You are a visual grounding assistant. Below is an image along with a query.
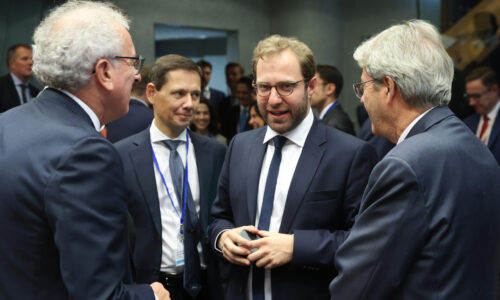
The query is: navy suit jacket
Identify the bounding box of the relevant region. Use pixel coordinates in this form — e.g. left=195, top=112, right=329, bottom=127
left=358, top=118, right=395, bottom=161
left=322, top=103, right=355, bottom=135
left=115, top=128, right=226, bottom=299
left=330, top=106, right=500, bottom=299
left=0, top=88, right=154, bottom=299
left=210, top=119, right=378, bottom=299
left=0, top=73, right=39, bottom=113
left=106, top=98, right=154, bottom=143
left=463, top=110, right=500, bottom=165
left=209, top=87, right=226, bottom=112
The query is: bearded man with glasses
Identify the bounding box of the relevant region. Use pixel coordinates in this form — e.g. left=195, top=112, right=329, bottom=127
left=463, top=66, right=500, bottom=165
left=209, top=34, right=377, bottom=300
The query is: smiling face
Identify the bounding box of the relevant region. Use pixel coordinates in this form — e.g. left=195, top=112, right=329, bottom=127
left=192, top=102, right=210, bottom=133
left=248, top=105, right=265, bottom=128
left=255, top=48, right=314, bottom=134
left=149, top=69, right=201, bottom=138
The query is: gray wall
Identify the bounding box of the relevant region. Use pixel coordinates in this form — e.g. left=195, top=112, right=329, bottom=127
left=1, top=0, right=440, bottom=127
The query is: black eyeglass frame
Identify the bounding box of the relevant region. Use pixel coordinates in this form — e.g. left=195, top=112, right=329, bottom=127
left=253, top=79, right=308, bottom=97
left=352, top=79, right=379, bottom=99
left=463, top=87, right=491, bottom=100
left=113, top=55, right=144, bottom=75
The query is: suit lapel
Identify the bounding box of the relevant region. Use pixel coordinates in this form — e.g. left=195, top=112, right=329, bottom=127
left=280, top=120, right=326, bottom=233
left=247, top=129, right=267, bottom=224
left=488, top=109, right=500, bottom=148
left=129, top=130, right=162, bottom=236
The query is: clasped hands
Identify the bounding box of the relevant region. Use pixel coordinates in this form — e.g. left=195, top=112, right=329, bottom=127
left=218, top=225, right=293, bottom=269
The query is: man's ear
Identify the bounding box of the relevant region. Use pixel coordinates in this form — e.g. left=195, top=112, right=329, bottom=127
left=94, top=59, right=113, bottom=90
left=325, top=83, right=336, bottom=97
left=382, top=75, right=397, bottom=103
left=307, top=76, right=317, bottom=98
left=146, top=82, right=157, bottom=105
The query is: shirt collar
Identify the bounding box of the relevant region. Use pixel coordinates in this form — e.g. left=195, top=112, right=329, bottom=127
left=60, top=90, right=102, bottom=131
left=263, top=107, right=314, bottom=147
left=10, top=73, right=24, bottom=85
left=150, top=120, right=188, bottom=144
left=397, top=106, right=435, bottom=144
left=486, top=99, right=500, bottom=120
left=319, top=101, right=336, bottom=120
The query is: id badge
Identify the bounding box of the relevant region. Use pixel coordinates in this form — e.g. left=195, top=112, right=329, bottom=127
left=174, top=234, right=185, bottom=267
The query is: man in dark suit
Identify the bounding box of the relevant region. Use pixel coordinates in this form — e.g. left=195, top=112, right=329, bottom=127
left=0, top=44, right=39, bottom=113
left=311, top=64, right=355, bottom=135
left=0, top=2, right=169, bottom=299
left=330, top=20, right=500, bottom=299
left=106, top=65, right=154, bottom=143
left=209, top=35, right=377, bottom=300
left=115, top=54, right=226, bottom=300
left=463, top=66, right=500, bottom=165
left=220, top=76, right=254, bottom=140
left=197, top=60, right=226, bottom=112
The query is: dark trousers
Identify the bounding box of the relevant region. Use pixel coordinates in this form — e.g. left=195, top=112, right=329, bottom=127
left=159, top=270, right=210, bottom=300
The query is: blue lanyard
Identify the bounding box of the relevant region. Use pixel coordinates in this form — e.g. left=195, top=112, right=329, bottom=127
left=151, top=131, right=189, bottom=234
left=323, top=101, right=339, bottom=117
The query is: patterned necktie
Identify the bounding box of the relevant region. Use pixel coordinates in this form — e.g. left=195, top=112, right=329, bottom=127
left=163, top=140, right=202, bottom=298
left=253, top=135, right=288, bottom=300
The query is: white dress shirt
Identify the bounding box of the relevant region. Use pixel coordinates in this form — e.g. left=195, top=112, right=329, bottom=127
left=246, top=109, right=314, bottom=300
left=149, top=123, right=203, bottom=274
left=475, top=100, right=500, bottom=144
left=397, top=107, right=435, bottom=144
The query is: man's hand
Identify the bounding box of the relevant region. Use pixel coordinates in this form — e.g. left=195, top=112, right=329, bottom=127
left=247, top=231, right=294, bottom=269
left=217, top=225, right=259, bottom=266
left=150, top=282, right=170, bottom=300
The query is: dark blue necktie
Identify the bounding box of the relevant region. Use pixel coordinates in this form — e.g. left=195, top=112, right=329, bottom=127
left=19, top=84, right=28, bottom=104
left=163, top=140, right=202, bottom=298
left=253, top=135, right=287, bottom=300
left=239, top=107, right=249, bottom=132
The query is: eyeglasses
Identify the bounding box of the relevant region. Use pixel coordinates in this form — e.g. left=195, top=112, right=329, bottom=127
left=353, top=79, right=378, bottom=99
left=112, top=55, right=144, bottom=75
left=463, top=88, right=491, bottom=100
left=253, top=79, right=306, bottom=97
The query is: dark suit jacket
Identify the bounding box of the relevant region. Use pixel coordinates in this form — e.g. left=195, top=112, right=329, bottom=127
left=358, top=118, right=395, bottom=161
left=209, top=119, right=378, bottom=299
left=220, top=103, right=253, bottom=141
left=115, top=128, right=226, bottom=299
left=0, top=73, right=39, bottom=113
left=330, top=106, right=500, bottom=299
left=463, top=110, right=500, bottom=165
left=322, top=103, right=355, bottom=135
left=106, top=98, right=154, bottom=143
left=209, top=87, right=225, bottom=112
left=0, top=88, right=154, bottom=299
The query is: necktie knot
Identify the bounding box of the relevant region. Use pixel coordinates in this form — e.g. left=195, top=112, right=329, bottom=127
left=273, top=135, right=287, bottom=151
left=163, top=139, right=182, bottom=151
left=484, top=115, right=489, bottom=122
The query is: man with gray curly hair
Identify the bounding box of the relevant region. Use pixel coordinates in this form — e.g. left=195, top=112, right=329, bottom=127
left=329, top=20, right=500, bottom=299
left=0, top=1, right=169, bottom=299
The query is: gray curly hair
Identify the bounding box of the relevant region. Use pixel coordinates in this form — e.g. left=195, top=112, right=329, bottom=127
left=32, top=1, right=130, bottom=90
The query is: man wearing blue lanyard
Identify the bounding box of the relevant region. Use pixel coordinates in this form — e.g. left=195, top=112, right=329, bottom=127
left=209, top=35, right=377, bottom=300
left=310, top=64, right=355, bottom=135
left=115, top=54, right=226, bottom=300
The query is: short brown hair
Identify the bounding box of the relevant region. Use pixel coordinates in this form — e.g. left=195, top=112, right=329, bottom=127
left=252, top=35, right=315, bottom=82
left=466, top=66, right=498, bottom=88
left=150, top=54, right=202, bottom=90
